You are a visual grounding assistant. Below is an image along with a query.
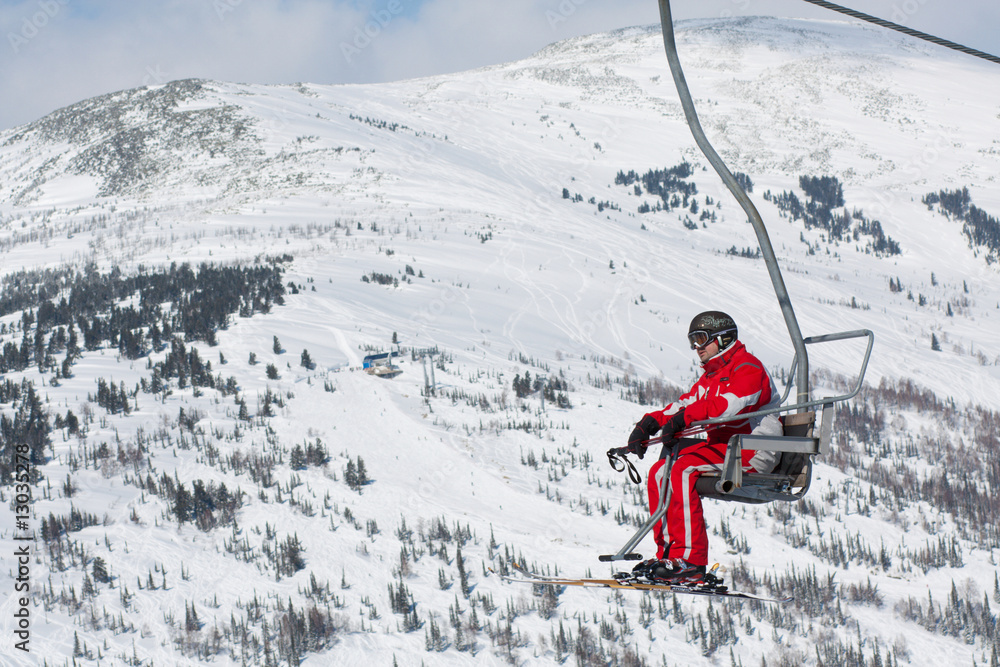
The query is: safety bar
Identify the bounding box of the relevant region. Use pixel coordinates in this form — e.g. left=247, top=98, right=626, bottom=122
left=692, top=329, right=874, bottom=428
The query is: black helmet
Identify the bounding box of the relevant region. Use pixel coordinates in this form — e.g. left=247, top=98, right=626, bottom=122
left=688, top=311, right=738, bottom=350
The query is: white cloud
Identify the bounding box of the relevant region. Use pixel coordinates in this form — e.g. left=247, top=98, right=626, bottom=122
left=0, top=0, right=367, bottom=128
left=1, top=0, right=997, bottom=130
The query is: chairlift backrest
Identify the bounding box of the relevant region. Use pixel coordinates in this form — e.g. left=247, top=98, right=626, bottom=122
left=782, top=411, right=815, bottom=438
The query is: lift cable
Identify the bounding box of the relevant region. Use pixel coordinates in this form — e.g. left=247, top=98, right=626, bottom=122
left=799, top=0, right=1000, bottom=66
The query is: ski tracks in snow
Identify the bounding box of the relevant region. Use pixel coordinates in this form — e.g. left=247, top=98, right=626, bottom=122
left=494, top=225, right=663, bottom=375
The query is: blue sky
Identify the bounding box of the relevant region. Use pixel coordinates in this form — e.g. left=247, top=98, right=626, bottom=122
left=1, top=0, right=999, bottom=130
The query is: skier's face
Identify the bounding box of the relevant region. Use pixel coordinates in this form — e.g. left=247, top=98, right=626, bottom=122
left=696, top=339, right=719, bottom=363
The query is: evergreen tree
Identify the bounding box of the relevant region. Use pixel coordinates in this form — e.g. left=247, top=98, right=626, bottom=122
left=185, top=601, right=199, bottom=631
left=65, top=410, right=79, bottom=435
left=67, top=324, right=79, bottom=357
left=512, top=371, right=533, bottom=398
left=290, top=444, right=306, bottom=470
left=456, top=545, right=470, bottom=598
left=345, top=459, right=358, bottom=490
left=174, top=483, right=192, bottom=523
left=92, top=556, right=110, bottom=584
left=279, top=535, right=306, bottom=575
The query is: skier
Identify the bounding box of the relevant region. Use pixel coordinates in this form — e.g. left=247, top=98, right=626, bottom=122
left=625, top=311, right=781, bottom=583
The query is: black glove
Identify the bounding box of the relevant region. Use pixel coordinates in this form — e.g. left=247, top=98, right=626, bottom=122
left=626, top=415, right=661, bottom=459
left=659, top=409, right=686, bottom=442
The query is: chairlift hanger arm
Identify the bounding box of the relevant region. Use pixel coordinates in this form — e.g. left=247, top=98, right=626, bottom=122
left=656, top=0, right=809, bottom=407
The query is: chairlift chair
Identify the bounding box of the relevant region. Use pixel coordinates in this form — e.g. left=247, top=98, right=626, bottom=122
left=598, top=2, right=876, bottom=562
left=601, top=330, right=872, bottom=563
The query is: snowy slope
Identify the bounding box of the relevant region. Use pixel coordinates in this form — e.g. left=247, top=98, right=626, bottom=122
left=0, top=17, right=998, bottom=667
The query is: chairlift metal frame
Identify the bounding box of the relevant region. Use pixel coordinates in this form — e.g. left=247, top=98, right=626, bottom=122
left=598, top=2, right=876, bottom=563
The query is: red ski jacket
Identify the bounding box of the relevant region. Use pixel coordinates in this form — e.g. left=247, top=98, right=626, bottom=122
left=644, top=340, right=779, bottom=445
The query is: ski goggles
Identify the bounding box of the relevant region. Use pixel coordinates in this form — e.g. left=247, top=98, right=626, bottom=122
left=688, top=328, right=736, bottom=350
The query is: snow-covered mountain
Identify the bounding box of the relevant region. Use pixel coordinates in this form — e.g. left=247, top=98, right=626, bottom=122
left=0, top=16, right=998, bottom=666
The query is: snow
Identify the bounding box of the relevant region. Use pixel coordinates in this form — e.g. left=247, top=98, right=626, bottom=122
left=0, top=16, right=998, bottom=667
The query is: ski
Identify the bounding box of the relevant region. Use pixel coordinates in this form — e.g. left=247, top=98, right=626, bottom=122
left=488, top=563, right=792, bottom=604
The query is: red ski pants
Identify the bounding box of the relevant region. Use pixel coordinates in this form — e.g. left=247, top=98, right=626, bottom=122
left=647, top=441, right=757, bottom=565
